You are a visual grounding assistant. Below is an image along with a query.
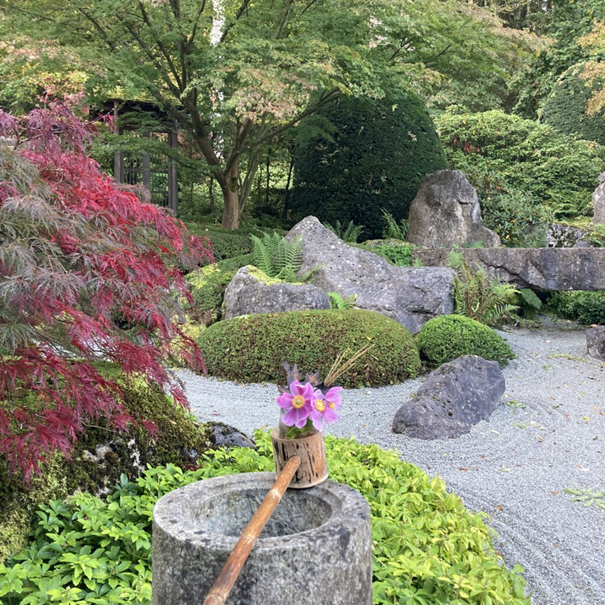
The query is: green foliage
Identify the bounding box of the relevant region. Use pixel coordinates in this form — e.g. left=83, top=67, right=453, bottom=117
left=250, top=233, right=307, bottom=283
left=324, top=220, right=365, bottom=243
left=293, top=93, right=447, bottom=238
left=184, top=223, right=254, bottom=262
left=327, top=292, right=357, bottom=310
left=0, top=368, right=213, bottom=563
left=547, top=291, right=605, bottom=324
left=542, top=63, right=605, bottom=146
left=418, top=315, right=516, bottom=368
left=185, top=256, right=251, bottom=326
left=436, top=109, right=605, bottom=223
left=381, top=209, right=409, bottom=240
left=0, top=434, right=530, bottom=605
left=368, top=243, right=415, bottom=267
left=448, top=252, right=519, bottom=325
left=517, top=288, right=543, bottom=319
left=199, top=309, right=421, bottom=388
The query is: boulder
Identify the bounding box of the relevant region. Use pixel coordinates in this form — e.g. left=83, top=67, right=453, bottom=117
left=392, top=355, right=505, bottom=439
left=223, top=266, right=330, bottom=319
left=586, top=326, right=605, bottom=361
left=286, top=217, right=455, bottom=333
left=406, top=170, right=500, bottom=248
left=593, top=172, right=605, bottom=225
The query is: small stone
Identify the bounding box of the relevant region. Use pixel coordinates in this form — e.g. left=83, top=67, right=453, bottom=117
left=593, top=172, right=605, bottom=225
left=586, top=326, right=605, bottom=361
left=207, top=421, right=255, bottom=449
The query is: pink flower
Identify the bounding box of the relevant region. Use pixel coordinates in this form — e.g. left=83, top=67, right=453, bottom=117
left=310, top=386, right=342, bottom=431
left=277, top=381, right=313, bottom=428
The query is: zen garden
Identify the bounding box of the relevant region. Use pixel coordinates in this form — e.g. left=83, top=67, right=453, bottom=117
left=1, top=1, right=605, bottom=604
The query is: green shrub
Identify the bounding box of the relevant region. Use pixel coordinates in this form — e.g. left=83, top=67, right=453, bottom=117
left=418, top=315, right=516, bottom=368
left=199, top=309, right=421, bottom=388
left=292, top=93, right=447, bottom=238
left=547, top=291, right=605, bottom=324
left=367, top=242, right=415, bottom=267
left=542, top=63, right=605, bottom=147
left=0, top=367, right=213, bottom=563
left=184, top=222, right=254, bottom=261
left=185, top=254, right=253, bottom=325
left=436, top=109, right=605, bottom=221
left=0, top=433, right=529, bottom=605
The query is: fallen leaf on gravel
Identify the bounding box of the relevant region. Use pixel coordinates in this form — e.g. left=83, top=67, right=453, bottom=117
left=582, top=416, right=590, bottom=422
left=551, top=491, right=559, bottom=495
left=498, top=467, right=511, bottom=472
left=459, top=467, right=469, bottom=471
left=496, top=505, right=503, bottom=511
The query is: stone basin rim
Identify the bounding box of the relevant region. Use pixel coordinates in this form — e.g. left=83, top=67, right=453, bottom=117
left=153, top=472, right=367, bottom=551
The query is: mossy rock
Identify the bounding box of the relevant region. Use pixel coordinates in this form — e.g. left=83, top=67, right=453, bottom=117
left=417, top=315, right=515, bottom=368
left=185, top=253, right=253, bottom=326
left=198, top=309, right=421, bottom=388
left=0, top=366, right=215, bottom=563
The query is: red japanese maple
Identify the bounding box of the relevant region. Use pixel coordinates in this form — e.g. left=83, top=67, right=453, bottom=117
left=0, top=101, right=213, bottom=480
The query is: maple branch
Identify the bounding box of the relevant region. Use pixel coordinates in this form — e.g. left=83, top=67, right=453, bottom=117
left=220, top=0, right=252, bottom=44
left=275, top=0, right=294, bottom=39
left=300, top=0, right=320, bottom=16
left=137, top=0, right=184, bottom=91
left=243, top=88, right=341, bottom=153
left=76, top=8, right=118, bottom=52
left=187, top=0, right=208, bottom=51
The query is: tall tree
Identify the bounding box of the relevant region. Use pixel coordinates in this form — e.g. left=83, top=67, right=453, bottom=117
left=580, top=19, right=605, bottom=116
left=2, top=0, right=534, bottom=228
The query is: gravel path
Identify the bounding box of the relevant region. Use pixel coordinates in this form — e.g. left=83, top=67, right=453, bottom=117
left=176, top=324, right=605, bottom=605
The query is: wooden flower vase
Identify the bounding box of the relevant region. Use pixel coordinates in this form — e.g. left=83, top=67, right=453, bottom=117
left=271, top=428, right=328, bottom=489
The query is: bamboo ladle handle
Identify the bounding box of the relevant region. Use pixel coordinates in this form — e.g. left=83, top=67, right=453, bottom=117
left=203, top=456, right=302, bottom=605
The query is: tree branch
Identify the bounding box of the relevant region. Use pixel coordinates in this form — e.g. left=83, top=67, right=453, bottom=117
left=242, top=89, right=341, bottom=153
left=137, top=0, right=184, bottom=91
left=219, top=0, right=252, bottom=44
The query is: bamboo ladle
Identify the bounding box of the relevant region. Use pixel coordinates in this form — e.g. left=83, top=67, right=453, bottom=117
left=202, top=455, right=302, bottom=605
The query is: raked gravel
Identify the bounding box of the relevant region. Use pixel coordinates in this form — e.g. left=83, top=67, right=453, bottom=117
left=175, top=323, right=605, bottom=605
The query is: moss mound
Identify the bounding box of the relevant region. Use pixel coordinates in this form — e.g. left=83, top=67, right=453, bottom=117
left=542, top=63, right=605, bottom=147
left=199, top=309, right=421, bottom=388
left=418, top=315, right=515, bottom=368
left=292, top=93, right=447, bottom=238
left=185, top=253, right=253, bottom=326
left=0, top=367, right=214, bottom=562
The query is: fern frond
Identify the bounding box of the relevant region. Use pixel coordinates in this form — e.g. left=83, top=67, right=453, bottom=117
left=251, top=234, right=275, bottom=277
left=520, top=288, right=542, bottom=310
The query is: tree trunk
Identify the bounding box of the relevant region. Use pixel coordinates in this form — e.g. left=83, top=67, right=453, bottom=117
left=221, top=162, right=240, bottom=229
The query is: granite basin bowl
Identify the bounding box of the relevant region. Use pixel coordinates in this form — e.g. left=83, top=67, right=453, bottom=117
left=152, top=472, right=372, bottom=605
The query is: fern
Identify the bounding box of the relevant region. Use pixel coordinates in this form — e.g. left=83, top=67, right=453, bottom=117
left=324, top=220, right=364, bottom=243
left=382, top=209, right=408, bottom=240
left=250, top=233, right=305, bottom=283
left=328, top=292, right=357, bottom=310
left=517, top=287, right=542, bottom=319
left=448, top=254, right=519, bottom=325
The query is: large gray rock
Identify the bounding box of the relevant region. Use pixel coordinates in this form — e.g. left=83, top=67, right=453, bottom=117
left=593, top=172, right=605, bottom=225
left=413, top=247, right=605, bottom=290
left=224, top=265, right=330, bottom=319
left=152, top=473, right=372, bottom=605
left=392, top=355, right=505, bottom=439
left=406, top=170, right=500, bottom=248
left=587, top=326, right=605, bottom=361
left=286, top=217, right=455, bottom=333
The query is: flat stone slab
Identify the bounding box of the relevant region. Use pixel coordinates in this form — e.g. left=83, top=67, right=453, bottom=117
left=413, top=248, right=605, bottom=290
left=152, top=472, right=372, bottom=605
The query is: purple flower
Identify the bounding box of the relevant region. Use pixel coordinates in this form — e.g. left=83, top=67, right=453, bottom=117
left=277, top=381, right=313, bottom=428
left=310, top=386, right=342, bottom=430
